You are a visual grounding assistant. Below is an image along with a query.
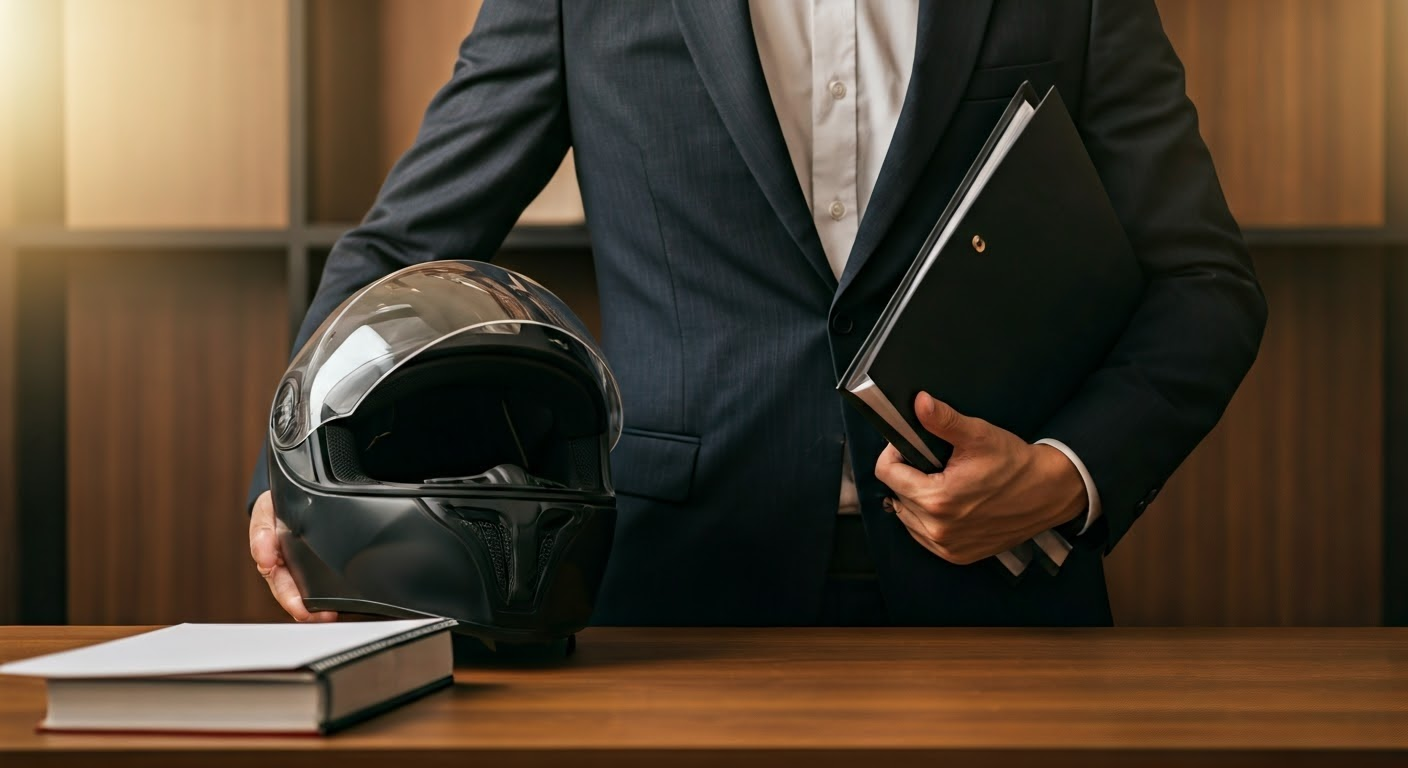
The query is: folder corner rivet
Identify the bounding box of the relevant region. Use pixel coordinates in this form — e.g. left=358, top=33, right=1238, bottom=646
left=972, top=234, right=986, bottom=253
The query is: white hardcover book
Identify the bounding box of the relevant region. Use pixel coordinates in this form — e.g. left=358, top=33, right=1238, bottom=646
left=0, top=619, right=456, bottom=735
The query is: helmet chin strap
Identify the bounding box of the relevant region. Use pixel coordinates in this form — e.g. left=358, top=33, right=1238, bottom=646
left=423, top=463, right=567, bottom=489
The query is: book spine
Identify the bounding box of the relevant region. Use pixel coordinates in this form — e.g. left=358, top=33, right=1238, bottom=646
left=305, top=619, right=458, bottom=675
left=319, top=675, right=454, bottom=735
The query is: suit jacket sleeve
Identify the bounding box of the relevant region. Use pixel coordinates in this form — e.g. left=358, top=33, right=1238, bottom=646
left=1040, top=0, right=1268, bottom=550
left=248, top=0, right=570, bottom=508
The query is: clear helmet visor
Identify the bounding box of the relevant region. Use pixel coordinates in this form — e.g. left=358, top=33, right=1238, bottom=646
left=271, top=261, right=621, bottom=450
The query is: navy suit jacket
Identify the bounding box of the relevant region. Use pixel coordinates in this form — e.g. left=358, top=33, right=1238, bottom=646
left=251, top=0, right=1266, bottom=626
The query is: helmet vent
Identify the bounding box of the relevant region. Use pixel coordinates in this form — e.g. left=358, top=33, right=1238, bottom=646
left=534, top=515, right=571, bottom=587
left=324, top=426, right=376, bottom=484
left=464, top=519, right=512, bottom=597
left=536, top=530, right=558, bottom=586
left=568, top=437, right=601, bottom=489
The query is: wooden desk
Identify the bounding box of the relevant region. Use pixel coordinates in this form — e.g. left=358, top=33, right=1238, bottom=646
left=2, top=627, right=1406, bottom=766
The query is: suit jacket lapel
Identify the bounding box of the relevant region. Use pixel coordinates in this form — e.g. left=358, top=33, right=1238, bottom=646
left=672, top=0, right=835, bottom=291
left=836, top=0, right=996, bottom=298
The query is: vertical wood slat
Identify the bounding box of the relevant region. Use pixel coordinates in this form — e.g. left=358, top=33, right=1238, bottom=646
left=1106, top=251, right=1385, bottom=626
left=1155, top=0, right=1387, bottom=228
left=15, top=253, right=67, bottom=625
left=0, top=247, right=15, bottom=624
left=1386, top=250, right=1408, bottom=626
left=375, top=0, right=584, bottom=227
left=65, top=253, right=290, bottom=624
left=307, top=0, right=582, bottom=226
left=0, top=3, right=18, bottom=622
left=7, top=0, right=67, bottom=624
left=1381, top=0, right=1408, bottom=627
left=375, top=0, right=481, bottom=177
left=306, top=0, right=382, bottom=227
left=62, top=0, right=290, bottom=229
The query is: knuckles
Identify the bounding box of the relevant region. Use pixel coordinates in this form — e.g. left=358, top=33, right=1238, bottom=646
left=944, top=550, right=983, bottom=566
left=903, top=502, right=984, bottom=566
left=913, top=489, right=965, bottom=521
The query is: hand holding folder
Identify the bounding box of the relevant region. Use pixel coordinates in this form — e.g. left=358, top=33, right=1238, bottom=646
left=877, top=391, right=1092, bottom=574
left=838, top=83, right=1144, bottom=578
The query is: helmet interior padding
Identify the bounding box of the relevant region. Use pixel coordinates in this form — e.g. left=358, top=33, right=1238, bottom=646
left=326, top=351, right=607, bottom=492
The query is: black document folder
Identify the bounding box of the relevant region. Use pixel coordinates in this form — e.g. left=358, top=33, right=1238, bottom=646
left=839, top=83, right=1144, bottom=576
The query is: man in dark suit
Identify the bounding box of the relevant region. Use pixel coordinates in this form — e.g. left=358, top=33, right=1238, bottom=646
left=249, top=1, right=1266, bottom=627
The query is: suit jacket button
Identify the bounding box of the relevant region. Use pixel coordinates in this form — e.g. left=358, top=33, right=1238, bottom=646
left=830, top=314, right=854, bottom=335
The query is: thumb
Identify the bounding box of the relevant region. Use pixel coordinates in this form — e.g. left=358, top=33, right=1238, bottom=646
left=914, top=393, right=983, bottom=447
left=249, top=491, right=282, bottom=573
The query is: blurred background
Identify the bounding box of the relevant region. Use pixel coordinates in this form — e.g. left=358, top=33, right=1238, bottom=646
left=0, top=0, right=1402, bottom=627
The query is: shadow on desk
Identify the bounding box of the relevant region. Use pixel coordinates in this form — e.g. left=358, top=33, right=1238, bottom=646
left=453, top=630, right=740, bottom=671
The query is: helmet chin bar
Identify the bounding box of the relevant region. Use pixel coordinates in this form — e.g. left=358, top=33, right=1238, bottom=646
left=272, top=448, right=616, bottom=644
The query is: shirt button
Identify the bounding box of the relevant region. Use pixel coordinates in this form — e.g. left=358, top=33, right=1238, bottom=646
left=829, top=80, right=847, bottom=99
left=829, top=201, right=847, bottom=220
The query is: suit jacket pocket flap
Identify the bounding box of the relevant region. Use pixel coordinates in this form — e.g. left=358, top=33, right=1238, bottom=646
left=612, top=428, right=700, bottom=503
left=963, top=60, right=1058, bottom=102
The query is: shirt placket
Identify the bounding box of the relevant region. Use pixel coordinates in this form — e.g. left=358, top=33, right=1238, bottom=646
left=810, top=0, right=860, bottom=280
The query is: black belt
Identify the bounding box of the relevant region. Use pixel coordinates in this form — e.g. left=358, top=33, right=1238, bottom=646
left=827, top=514, right=877, bottom=578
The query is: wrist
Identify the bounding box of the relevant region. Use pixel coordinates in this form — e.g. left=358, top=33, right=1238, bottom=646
left=1032, top=443, right=1086, bottom=528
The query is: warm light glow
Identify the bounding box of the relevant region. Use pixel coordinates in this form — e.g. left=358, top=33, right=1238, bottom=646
left=0, top=0, right=17, bottom=229
left=0, top=0, right=67, bottom=229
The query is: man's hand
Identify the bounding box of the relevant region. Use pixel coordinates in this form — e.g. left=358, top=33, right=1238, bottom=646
left=249, top=491, right=337, bottom=622
left=874, top=392, right=1086, bottom=565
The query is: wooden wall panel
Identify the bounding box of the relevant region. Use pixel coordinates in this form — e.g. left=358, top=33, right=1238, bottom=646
left=307, top=0, right=383, bottom=226
left=376, top=0, right=481, bottom=178
left=1107, top=251, right=1384, bottom=626
left=63, top=0, right=289, bottom=229
left=1156, top=0, right=1386, bottom=228
left=66, top=253, right=289, bottom=624
left=309, top=0, right=582, bottom=225
left=377, top=0, right=584, bottom=227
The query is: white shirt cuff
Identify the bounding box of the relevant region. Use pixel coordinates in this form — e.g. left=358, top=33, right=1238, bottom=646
left=1034, top=438, right=1102, bottom=535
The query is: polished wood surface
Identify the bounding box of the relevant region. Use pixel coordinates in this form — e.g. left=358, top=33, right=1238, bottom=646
left=1156, top=0, right=1387, bottom=228
left=64, top=254, right=289, bottom=624
left=308, top=0, right=583, bottom=226
left=1106, top=250, right=1385, bottom=625
left=1, top=626, right=1406, bottom=767
left=62, top=0, right=289, bottom=228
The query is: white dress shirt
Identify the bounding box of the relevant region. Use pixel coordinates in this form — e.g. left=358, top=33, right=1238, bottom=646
left=749, top=0, right=1101, bottom=534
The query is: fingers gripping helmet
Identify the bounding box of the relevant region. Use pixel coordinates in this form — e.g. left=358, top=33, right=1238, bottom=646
left=267, top=261, right=621, bottom=644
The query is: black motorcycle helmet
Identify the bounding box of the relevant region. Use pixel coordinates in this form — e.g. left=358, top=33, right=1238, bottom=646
left=267, top=261, right=621, bottom=644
